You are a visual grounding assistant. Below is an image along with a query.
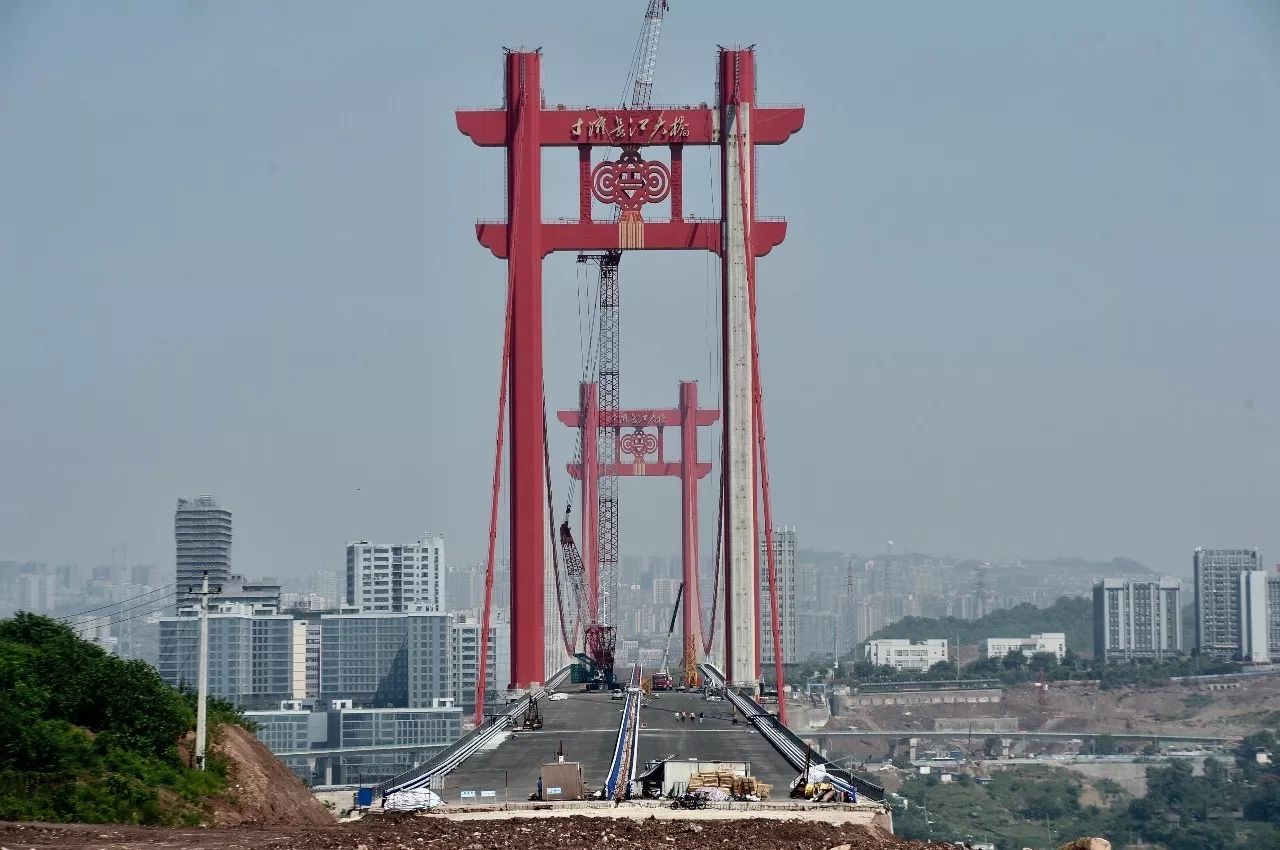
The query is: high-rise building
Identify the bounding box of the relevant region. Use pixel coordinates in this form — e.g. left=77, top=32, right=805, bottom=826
left=444, top=564, right=485, bottom=612
left=1240, top=570, right=1271, bottom=664
left=1093, top=578, right=1183, bottom=662
left=309, top=570, right=340, bottom=610
left=653, top=577, right=682, bottom=607
left=175, top=495, right=232, bottom=611
left=450, top=614, right=509, bottom=711
left=1194, top=548, right=1261, bottom=659
left=345, top=535, right=444, bottom=613
left=157, top=603, right=300, bottom=709
left=794, top=611, right=838, bottom=662
left=15, top=574, right=57, bottom=612
left=318, top=611, right=452, bottom=707
left=759, top=527, right=797, bottom=668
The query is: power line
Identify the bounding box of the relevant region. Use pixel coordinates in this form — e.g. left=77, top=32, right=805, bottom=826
left=65, top=592, right=177, bottom=632
left=57, top=583, right=176, bottom=621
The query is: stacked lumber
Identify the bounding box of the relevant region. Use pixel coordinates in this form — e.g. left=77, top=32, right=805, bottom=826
left=686, top=771, right=771, bottom=800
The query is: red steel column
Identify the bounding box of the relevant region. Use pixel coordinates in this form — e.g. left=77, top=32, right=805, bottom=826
left=679, top=381, right=703, bottom=686
left=506, top=51, right=545, bottom=687
left=579, top=382, right=600, bottom=622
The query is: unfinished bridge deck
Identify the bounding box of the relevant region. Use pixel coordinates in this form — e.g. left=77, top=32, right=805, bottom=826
left=637, top=690, right=799, bottom=793
left=435, top=687, right=623, bottom=802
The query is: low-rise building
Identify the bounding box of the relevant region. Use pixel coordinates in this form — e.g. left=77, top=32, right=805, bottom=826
left=982, top=633, right=1067, bottom=663
left=865, top=639, right=948, bottom=672
left=247, top=699, right=462, bottom=786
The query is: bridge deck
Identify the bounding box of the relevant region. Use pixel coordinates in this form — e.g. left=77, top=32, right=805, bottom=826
left=637, top=691, right=800, bottom=794
left=437, top=687, right=623, bottom=801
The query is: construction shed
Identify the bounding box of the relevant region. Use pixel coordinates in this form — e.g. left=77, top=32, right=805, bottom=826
left=637, top=759, right=750, bottom=798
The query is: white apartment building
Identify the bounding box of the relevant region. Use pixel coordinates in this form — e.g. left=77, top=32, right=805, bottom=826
left=1241, top=570, right=1274, bottom=664
left=345, top=535, right=444, bottom=613
left=865, top=638, right=948, bottom=672
left=983, top=633, right=1067, bottom=663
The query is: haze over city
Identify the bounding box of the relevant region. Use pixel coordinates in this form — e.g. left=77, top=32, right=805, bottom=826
left=2, top=0, right=1278, bottom=576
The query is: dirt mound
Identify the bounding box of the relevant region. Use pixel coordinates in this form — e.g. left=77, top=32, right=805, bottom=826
left=209, top=724, right=336, bottom=827
left=0, top=814, right=951, bottom=849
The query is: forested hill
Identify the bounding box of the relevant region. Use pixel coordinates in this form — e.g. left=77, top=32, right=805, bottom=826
left=0, top=613, right=230, bottom=823
left=865, top=596, right=1094, bottom=654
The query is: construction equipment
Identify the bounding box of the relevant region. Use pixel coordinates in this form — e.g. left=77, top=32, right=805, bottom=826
left=654, top=580, right=685, bottom=690
left=520, top=696, right=544, bottom=731
left=568, top=0, right=672, bottom=677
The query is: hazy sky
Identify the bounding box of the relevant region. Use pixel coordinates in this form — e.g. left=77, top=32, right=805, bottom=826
left=2, top=1, right=1278, bottom=580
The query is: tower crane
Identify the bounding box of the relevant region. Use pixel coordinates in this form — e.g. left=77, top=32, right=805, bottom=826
left=571, top=0, right=671, bottom=685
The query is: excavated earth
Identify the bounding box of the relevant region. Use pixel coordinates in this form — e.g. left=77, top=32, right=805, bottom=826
left=0, top=813, right=950, bottom=850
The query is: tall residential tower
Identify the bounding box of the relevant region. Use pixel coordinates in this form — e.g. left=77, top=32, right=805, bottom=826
left=174, top=495, right=232, bottom=610
left=345, top=535, right=445, bottom=613
left=1194, top=548, right=1261, bottom=659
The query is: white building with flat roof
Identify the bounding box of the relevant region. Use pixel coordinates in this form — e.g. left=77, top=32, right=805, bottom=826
left=865, top=639, right=948, bottom=672
left=982, top=633, right=1067, bottom=663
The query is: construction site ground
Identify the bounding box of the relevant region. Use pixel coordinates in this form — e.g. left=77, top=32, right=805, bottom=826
left=0, top=814, right=940, bottom=850
left=824, top=674, right=1280, bottom=746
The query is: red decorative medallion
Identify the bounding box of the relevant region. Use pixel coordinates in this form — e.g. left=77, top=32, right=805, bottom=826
left=619, top=428, right=659, bottom=462
left=591, top=149, right=671, bottom=212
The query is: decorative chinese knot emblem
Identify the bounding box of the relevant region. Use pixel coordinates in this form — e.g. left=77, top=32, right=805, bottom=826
left=591, top=149, right=671, bottom=212
left=620, top=428, right=658, bottom=474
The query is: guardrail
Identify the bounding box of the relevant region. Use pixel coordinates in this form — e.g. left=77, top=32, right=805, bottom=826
left=377, top=666, right=571, bottom=796
left=700, top=664, right=885, bottom=802
left=603, top=665, right=643, bottom=800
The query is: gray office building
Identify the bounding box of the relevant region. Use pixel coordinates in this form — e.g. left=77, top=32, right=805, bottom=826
left=319, top=612, right=453, bottom=708
left=175, top=495, right=232, bottom=611
left=1194, top=548, right=1262, bottom=659
left=1093, top=577, right=1183, bottom=662
left=158, top=603, right=303, bottom=709
left=759, top=527, right=798, bottom=669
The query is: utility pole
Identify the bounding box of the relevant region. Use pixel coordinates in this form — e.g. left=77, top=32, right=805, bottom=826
left=195, top=572, right=211, bottom=770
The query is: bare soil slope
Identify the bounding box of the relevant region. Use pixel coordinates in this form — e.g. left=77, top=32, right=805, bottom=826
left=829, top=675, right=1280, bottom=739
left=210, top=724, right=336, bottom=827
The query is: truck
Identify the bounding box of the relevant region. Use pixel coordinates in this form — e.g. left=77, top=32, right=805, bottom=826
left=651, top=671, right=673, bottom=691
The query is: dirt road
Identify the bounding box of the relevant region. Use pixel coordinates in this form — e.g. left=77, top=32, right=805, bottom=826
left=0, top=813, right=943, bottom=850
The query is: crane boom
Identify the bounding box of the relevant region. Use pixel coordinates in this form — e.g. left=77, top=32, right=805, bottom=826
left=623, top=0, right=669, bottom=109
left=657, top=580, right=685, bottom=676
